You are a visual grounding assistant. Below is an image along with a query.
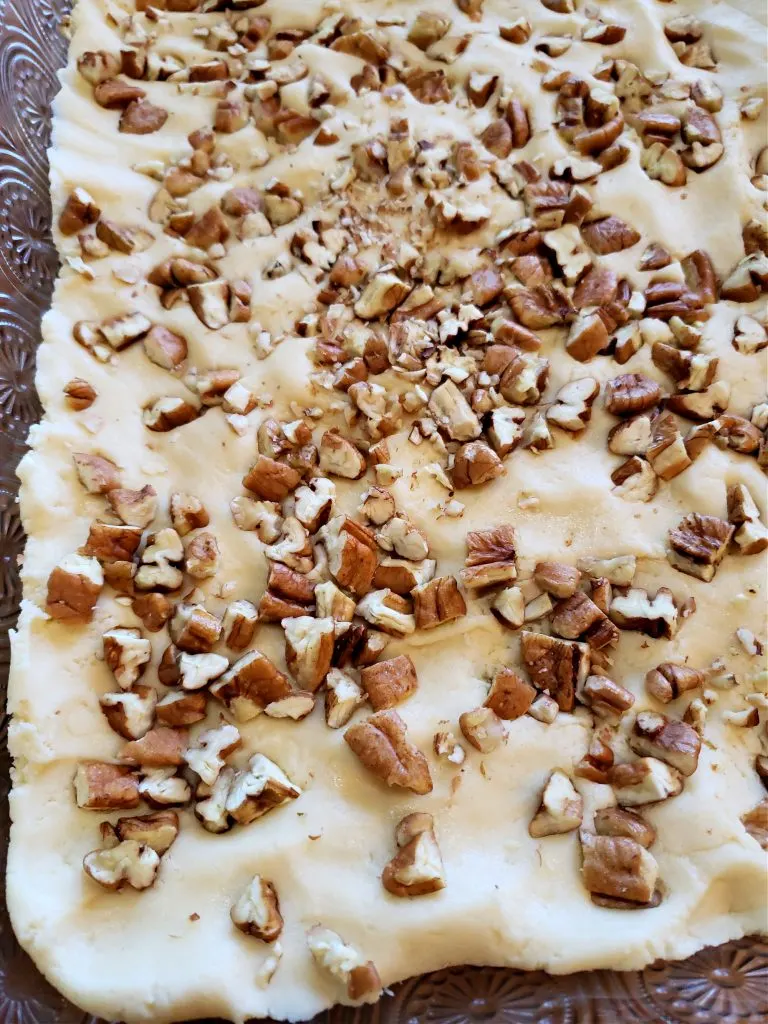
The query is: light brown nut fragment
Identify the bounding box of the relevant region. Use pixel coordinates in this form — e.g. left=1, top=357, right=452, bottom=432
left=667, top=513, right=734, bottom=582
left=608, top=757, right=684, bottom=805
left=741, top=800, right=768, bottom=849
left=295, top=478, right=335, bottom=533
left=106, top=484, right=157, bottom=528
left=594, top=807, right=656, bottom=848
left=83, top=840, right=159, bottom=891
left=491, top=586, right=525, bottom=629
left=59, top=187, right=100, bottom=234
left=46, top=554, right=104, bottom=622
left=231, top=875, right=283, bottom=942
left=345, top=710, right=433, bottom=794
left=184, top=722, right=242, bottom=788
left=103, top=627, right=151, bottom=690
left=100, top=685, right=157, bottom=740
left=382, top=813, right=446, bottom=897
left=64, top=378, right=97, bottom=410
left=322, top=516, right=378, bottom=597
left=529, top=769, right=583, bottom=838
left=222, top=599, right=259, bottom=651
left=582, top=216, right=640, bottom=255
left=356, top=590, right=415, bottom=637
left=211, top=650, right=292, bottom=721
left=243, top=454, right=301, bottom=501
left=565, top=312, right=609, bottom=362
left=604, top=374, right=662, bottom=416
left=169, top=492, right=208, bottom=537
left=550, top=591, right=606, bottom=640
left=155, top=691, right=207, bottom=728
left=74, top=762, right=139, bottom=810
left=647, top=413, right=691, bottom=480
left=580, top=674, right=635, bottom=718
left=645, top=663, right=705, bottom=703
left=452, top=440, right=504, bottom=488
left=459, top=706, right=506, bottom=753
left=546, top=377, right=600, bottom=432
left=283, top=616, right=335, bottom=691
left=226, top=753, right=302, bottom=826
left=629, top=710, right=701, bottom=776
left=307, top=927, right=383, bottom=1006
left=534, top=562, right=581, bottom=599
left=428, top=379, right=482, bottom=441
left=121, top=727, right=188, bottom=768
left=143, top=397, right=199, bottom=432
left=318, top=432, right=366, bottom=479
left=169, top=603, right=221, bottom=653
left=413, top=576, right=466, bottom=629
left=578, top=555, right=636, bottom=586
left=114, top=809, right=179, bottom=856
left=485, top=669, right=535, bottom=720
left=325, top=668, right=366, bottom=728
left=520, top=630, right=590, bottom=711
left=609, top=587, right=679, bottom=639
left=581, top=833, right=659, bottom=904
left=361, top=654, right=418, bottom=711
left=72, top=453, right=120, bottom=494
left=120, top=100, right=168, bottom=135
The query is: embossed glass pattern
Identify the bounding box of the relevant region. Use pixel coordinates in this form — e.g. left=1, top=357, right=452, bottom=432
left=0, top=1, right=764, bottom=1021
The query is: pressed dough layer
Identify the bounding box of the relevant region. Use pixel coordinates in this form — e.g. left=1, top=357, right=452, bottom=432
left=8, top=0, right=768, bottom=1021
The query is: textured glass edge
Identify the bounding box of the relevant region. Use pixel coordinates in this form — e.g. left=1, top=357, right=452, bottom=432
left=0, top=2, right=765, bottom=1022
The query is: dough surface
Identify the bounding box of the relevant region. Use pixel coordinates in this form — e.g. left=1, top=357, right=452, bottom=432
left=7, top=0, right=768, bottom=1021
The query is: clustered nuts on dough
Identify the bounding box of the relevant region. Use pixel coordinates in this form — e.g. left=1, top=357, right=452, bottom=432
left=40, top=0, right=768, bottom=1003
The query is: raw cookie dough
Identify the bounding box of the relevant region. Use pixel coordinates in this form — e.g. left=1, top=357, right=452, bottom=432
left=8, top=0, right=768, bottom=1021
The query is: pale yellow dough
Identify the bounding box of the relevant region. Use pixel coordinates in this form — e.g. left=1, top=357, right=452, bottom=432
left=7, top=0, right=768, bottom=1021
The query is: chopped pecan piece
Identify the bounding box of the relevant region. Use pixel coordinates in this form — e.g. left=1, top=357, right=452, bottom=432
left=550, top=592, right=605, bottom=640
left=345, top=710, right=432, bottom=794
left=579, top=674, right=634, bottom=717
left=452, top=440, right=503, bottom=488
left=667, top=513, right=734, bottom=581
left=83, top=840, right=159, bottom=892
left=594, top=807, right=656, bottom=848
left=461, top=526, right=517, bottom=589
left=546, top=377, right=599, bottom=432
left=243, top=455, right=301, bottom=501
left=534, top=562, right=581, bottom=599
left=169, top=602, right=221, bottom=653
left=629, top=711, right=701, bottom=776
left=609, top=587, right=679, bottom=638
left=581, top=833, right=659, bottom=905
left=155, top=691, right=207, bottom=728
left=741, top=800, right=768, bottom=849
left=226, top=753, right=301, bottom=826
left=231, top=875, right=283, bottom=943
left=307, top=927, right=382, bottom=1005
left=119, top=99, right=168, bottom=134
left=382, top=813, right=446, bottom=898
left=485, top=668, right=535, bottom=720
left=103, top=627, right=151, bottom=690
left=283, top=616, right=334, bottom=691
left=121, top=727, right=188, bottom=768
left=46, top=554, right=103, bottom=622
left=604, top=374, right=662, bottom=416
left=459, top=706, right=506, bottom=753
left=318, top=431, right=366, bottom=479
left=361, top=655, right=418, bottom=711
left=184, top=723, right=242, bottom=787
left=413, top=576, right=466, bottom=629
left=646, top=412, right=691, bottom=480
left=114, top=809, right=179, bottom=856
left=321, top=515, right=378, bottom=596
left=74, top=762, right=139, bottom=810
left=581, top=216, right=640, bottom=255
left=609, top=757, right=683, bottom=805
left=325, top=668, right=366, bottom=729
left=520, top=631, right=589, bottom=712
left=211, top=650, right=292, bottom=721
left=646, top=663, right=705, bottom=703
left=529, top=769, right=583, bottom=838
left=565, top=312, right=610, bottom=362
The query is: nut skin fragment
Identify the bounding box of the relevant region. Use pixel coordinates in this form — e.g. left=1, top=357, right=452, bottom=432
left=629, top=711, right=701, bottom=776
left=74, top=762, right=140, bottom=810
left=485, top=669, right=536, bottom=720
left=231, top=875, right=283, bottom=942
left=594, top=807, right=657, bottom=849
left=581, top=833, right=659, bottom=905
left=361, top=655, right=418, bottom=711
left=520, top=630, right=590, bottom=712
left=645, top=663, right=705, bottom=703
left=382, top=813, right=446, bottom=897
left=345, top=710, right=433, bottom=794
left=459, top=706, right=506, bottom=753
left=413, top=576, right=466, bottom=629
left=529, top=769, right=583, bottom=838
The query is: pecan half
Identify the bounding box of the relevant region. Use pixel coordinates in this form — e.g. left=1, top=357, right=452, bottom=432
left=345, top=710, right=433, bottom=794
